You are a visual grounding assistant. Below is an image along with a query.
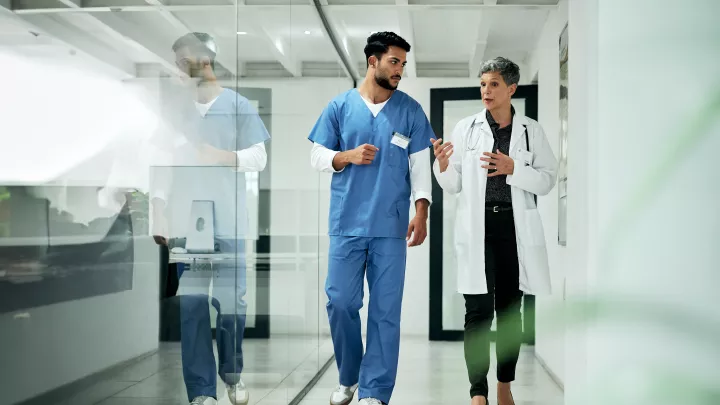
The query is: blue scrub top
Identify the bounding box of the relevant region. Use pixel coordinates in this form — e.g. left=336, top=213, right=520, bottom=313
left=308, top=89, right=433, bottom=239
left=169, top=88, right=270, bottom=239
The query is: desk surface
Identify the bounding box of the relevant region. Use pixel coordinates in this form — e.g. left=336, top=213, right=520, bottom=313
left=168, top=252, right=323, bottom=265
left=169, top=253, right=237, bottom=264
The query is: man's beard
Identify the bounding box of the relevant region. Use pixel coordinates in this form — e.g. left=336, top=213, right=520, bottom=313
left=375, top=73, right=398, bottom=91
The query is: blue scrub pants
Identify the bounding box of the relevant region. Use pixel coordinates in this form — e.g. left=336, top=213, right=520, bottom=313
left=326, top=236, right=407, bottom=404
left=178, top=239, right=246, bottom=402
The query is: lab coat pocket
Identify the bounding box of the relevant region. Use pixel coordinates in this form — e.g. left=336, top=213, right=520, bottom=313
left=519, top=244, right=552, bottom=294
left=520, top=151, right=534, bottom=166
left=523, top=209, right=546, bottom=246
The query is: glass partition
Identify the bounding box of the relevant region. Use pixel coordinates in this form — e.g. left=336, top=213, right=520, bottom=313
left=0, top=1, right=347, bottom=404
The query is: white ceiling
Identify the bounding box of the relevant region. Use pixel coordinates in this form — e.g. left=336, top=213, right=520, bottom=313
left=0, top=0, right=557, bottom=79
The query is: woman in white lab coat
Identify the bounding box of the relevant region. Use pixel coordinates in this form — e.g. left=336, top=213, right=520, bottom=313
left=432, top=57, right=557, bottom=405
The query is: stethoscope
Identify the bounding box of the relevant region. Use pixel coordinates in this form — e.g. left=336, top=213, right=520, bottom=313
left=465, top=117, right=530, bottom=153
left=465, top=118, right=483, bottom=152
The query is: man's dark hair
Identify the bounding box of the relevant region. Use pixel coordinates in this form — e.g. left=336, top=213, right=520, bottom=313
left=172, top=32, right=217, bottom=69
left=363, top=31, right=411, bottom=67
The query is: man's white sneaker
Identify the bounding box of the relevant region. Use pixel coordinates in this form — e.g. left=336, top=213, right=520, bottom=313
left=330, top=383, right=358, bottom=405
left=358, top=399, right=384, bottom=405
left=190, top=396, right=217, bottom=405
left=226, top=378, right=249, bottom=405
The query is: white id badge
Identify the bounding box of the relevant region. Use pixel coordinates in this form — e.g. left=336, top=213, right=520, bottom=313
left=391, top=132, right=410, bottom=149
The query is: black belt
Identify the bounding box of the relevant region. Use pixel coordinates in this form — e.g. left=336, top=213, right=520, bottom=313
left=485, top=204, right=513, bottom=213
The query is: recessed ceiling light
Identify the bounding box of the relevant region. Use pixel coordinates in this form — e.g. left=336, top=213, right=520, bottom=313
left=304, top=30, right=311, bottom=35
left=237, top=31, right=247, bottom=35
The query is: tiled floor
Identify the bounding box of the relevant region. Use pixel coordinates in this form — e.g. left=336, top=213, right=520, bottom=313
left=298, top=338, right=564, bottom=405
left=56, top=337, right=562, bottom=405
left=56, top=336, right=332, bottom=405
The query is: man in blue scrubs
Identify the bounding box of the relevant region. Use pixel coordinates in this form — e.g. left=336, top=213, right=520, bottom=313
left=152, top=32, right=270, bottom=405
left=308, top=32, right=434, bottom=405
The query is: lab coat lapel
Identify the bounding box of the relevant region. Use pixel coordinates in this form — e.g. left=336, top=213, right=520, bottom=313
left=509, top=114, right=528, bottom=154
left=463, top=111, right=490, bottom=294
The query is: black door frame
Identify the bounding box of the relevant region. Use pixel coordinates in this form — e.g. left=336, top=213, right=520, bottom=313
left=428, top=85, right=538, bottom=343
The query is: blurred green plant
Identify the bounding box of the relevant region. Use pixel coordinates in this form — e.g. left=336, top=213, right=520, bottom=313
left=0, top=186, right=9, bottom=237
left=0, top=186, right=10, bottom=202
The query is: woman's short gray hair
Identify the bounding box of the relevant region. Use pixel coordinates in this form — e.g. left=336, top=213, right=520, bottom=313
left=480, top=57, right=520, bottom=86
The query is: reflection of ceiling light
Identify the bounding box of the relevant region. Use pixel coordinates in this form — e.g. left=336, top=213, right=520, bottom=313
left=237, top=31, right=247, bottom=35
left=304, top=30, right=311, bottom=35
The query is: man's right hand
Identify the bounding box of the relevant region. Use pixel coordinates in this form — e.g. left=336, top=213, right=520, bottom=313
left=348, top=144, right=379, bottom=165
left=152, top=213, right=169, bottom=246
left=332, top=144, right=379, bottom=171
left=153, top=235, right=168, bottom=246
left=432, top=138, right=454, bottom=173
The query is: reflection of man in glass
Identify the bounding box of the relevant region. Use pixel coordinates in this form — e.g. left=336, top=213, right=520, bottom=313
left=152, top=32, right=270, bottom=405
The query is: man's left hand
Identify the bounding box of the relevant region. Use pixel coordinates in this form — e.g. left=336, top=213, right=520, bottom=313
left=406, top=215, right=428, bottom=247
left=481, top=149, right=515, bottom=177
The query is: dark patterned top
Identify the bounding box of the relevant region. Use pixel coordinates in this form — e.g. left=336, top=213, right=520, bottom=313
left=485, top=107, right=515, bottom=204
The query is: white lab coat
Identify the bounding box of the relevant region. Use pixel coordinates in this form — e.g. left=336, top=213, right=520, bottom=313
left=433, top=110, right=557, bottom=295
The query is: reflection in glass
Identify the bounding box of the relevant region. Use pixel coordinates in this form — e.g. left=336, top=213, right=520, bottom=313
left=1, top=0, right=336, bottom=403
left=0, top=186, right=135, bottom=313
left=148, top=31, right=271, bottom=405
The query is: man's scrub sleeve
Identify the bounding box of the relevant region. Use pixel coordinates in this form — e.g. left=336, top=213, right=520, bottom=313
left=308, top=102, right=341, bottom=151
left=237, top=100, right=271, bottom=150
left=409, top=104, right=434, bottom=155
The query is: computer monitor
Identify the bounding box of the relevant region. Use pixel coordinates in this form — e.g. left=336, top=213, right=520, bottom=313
left=149, top=165, right=247, bottom=242
left=185, top=200, right=215, bottom=253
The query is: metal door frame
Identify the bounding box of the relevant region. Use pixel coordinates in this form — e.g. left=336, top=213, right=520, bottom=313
left=428, top=85, right=538, bottom=343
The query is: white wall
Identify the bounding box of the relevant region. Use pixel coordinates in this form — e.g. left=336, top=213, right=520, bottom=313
left=526, top=0, right=568, bottom=386
left=564, top=1, right=720, bottom=404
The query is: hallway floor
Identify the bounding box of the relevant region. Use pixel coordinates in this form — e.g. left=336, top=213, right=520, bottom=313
left=297, top=338, right=564, bottom=405
left=50, top=337, right=562, bottom=405
left=58, top=337, right=330, bottom=405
